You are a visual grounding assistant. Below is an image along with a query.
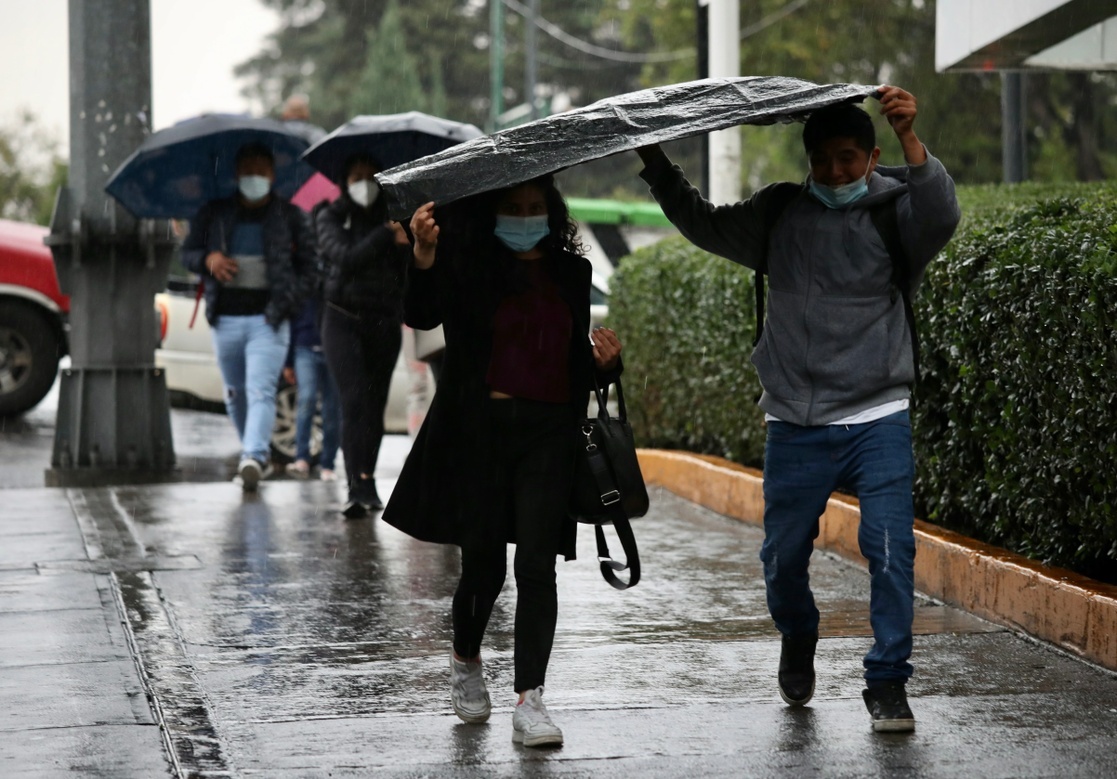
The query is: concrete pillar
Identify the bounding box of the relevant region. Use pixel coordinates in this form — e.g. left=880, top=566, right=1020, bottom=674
left=45, top=0, right=177, bottom=485
left=706, top=0, right=741, bottom=204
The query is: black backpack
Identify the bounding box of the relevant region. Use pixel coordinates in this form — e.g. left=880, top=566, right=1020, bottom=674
left=756, top=183, right=920, bottom=382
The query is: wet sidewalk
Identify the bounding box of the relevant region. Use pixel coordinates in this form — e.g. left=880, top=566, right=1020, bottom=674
left=2, top=436, right=1117, bottom=777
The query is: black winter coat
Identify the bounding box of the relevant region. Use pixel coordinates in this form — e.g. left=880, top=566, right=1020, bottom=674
left=381, top=233, right=620, bottom=561
left=181, top=195, right=316, bottom=327
left=315, top=194, right=410, bottom=321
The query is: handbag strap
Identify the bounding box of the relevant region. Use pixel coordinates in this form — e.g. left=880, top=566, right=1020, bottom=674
left=583, top=436, right=641, bottom=589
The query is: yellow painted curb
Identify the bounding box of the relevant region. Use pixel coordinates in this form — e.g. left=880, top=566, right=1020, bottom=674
left=638, top=448, right=1117, bottom=672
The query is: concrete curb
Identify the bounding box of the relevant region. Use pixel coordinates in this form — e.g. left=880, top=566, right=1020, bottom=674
left=638, top=449, right=1117, bottom=672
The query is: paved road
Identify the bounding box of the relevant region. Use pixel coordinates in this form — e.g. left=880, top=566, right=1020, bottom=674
left=2, top=385, right=1117, bottom=776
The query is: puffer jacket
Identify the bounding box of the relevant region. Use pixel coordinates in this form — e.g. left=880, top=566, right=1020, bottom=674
left=641, top=148, right=961, bottom=426
left=180, top=195, right=316, bottom=328
left=314, top=194, right=409, bottom=322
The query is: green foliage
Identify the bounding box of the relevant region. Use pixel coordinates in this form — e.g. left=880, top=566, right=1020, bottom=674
left=914, top=184, right=1117, bottom=579
left=352, top=0, right=428, bottom=116
left=610, top=236, right=767, bottom=465
left=0, top=111, right=67, bottom=226
left=609, top=183, right=1117, bottom=581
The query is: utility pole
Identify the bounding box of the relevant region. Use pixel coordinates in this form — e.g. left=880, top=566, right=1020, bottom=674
left=695, top=0, right=710, bottom=194
left=525, top=0, right=539, bottom=121
left=489, top=0, right=505, bottom=132
left=1001, top=71, right=1028, bottom=183
left=705, top=0, right=741, bottom=204
left=45, top=0, right=177, bottom=485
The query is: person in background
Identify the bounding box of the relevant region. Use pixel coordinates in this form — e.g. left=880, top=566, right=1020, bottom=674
left=635, top=87, right=960, bottom=733
left=282, top=295, right=341, bottom=482
left=280, top=94, right=326, bottom=146
left=383, top=175, right=622, bottom=748
left=316, top=154, right=411, bottom=517
left=181, top=142, right=317, bottom=491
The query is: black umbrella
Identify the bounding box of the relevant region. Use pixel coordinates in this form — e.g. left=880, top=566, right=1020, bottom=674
left=377, top=76, right=880, bottom=220
left=104, top=114, right=311, bottom=219
left=301, top=112, right=484, bottom=186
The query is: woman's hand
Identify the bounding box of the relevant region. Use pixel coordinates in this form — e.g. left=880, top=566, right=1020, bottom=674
left=389, top=220, right=411, bottom=247
left=410, top=202, right=439, bottom=269
left=591, top=327, right=622, bottom=371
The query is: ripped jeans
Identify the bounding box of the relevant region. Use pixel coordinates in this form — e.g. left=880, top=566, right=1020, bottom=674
left=760, top=411, right=916, bottom=683
left=211, top=314, right=290, bottom=464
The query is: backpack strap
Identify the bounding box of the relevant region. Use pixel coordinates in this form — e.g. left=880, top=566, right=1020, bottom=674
left=868, top=201, right=920, bottom=384
left=754, top=183, right=805, bottom=345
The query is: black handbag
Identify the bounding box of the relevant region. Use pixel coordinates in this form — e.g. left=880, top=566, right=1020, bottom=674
left=569, top=374, right=649, bottom=590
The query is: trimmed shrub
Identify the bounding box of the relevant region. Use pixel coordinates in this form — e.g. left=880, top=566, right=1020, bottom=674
left=609, top=183, right=1117, bottom=581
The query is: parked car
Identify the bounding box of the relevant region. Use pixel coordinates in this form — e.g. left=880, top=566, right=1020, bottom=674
left=155, top=278, right=412, bottom=463
left=0, top=219, right=69, bottom=416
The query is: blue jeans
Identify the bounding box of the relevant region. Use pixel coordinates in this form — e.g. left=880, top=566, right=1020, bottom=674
left=211, top=315, right=290, bottom=463
left=293, top=346, right=340, bottom=469
left=760, top=411, right=916, bottom=683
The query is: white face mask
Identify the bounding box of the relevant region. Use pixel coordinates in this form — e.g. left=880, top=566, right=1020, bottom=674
left=238, top=174, right=271, bottom=202
left=348, top=179, right=380, bottom=208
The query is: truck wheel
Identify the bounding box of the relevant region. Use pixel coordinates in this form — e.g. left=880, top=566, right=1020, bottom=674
left=269, top=378, right=322, bottom=466
left=0, top=301, right=62, bottom=416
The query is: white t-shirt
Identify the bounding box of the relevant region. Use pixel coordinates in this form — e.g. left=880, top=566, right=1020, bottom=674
left=765, top=398, right=910, bottom=426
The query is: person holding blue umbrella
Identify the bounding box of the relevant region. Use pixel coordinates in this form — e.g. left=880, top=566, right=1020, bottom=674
left=180, top=141, right=318, bottom=491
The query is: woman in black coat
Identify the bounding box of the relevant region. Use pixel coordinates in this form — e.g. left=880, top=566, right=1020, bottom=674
left=316, top=155, right=412, bottom=517
left=382, top=175, right=622, bottom=748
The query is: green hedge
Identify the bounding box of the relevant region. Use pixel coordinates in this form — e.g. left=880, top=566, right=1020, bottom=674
left=609, top=183, right=1117, bottom=581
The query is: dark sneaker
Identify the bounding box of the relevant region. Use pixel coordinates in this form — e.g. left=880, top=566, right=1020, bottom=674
left=352, top=478, right=384, bottom=511
left=341, top=498, right=370, bottom=519
left=778, top=632, right=818, bottom=706
left=863, top=681, right=915, bottom=733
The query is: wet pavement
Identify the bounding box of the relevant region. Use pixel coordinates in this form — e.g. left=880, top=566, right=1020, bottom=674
left=3, top=389, right=1117, bottom=776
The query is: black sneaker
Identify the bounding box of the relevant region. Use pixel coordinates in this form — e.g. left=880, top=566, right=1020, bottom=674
left=352, top=478, right=384, bottom=511
left=342, top=498, right=370, bottom=519
left=862, top=680, right=915, bottom=733
left=778, top=632, right=818, bottom=706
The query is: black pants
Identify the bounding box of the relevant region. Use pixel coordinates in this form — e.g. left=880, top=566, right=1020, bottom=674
left=452, top=397, right=576, bottom=692
left=320, top=303, right=401, bottom=486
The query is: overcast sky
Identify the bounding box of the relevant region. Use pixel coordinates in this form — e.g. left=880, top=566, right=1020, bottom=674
left=0, top=0, right=281, bottom=154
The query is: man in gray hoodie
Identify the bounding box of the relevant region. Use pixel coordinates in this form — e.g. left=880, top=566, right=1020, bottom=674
left=636, top=86, right=960, bottom=732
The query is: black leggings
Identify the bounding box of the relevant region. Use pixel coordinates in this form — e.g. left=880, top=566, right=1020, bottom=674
left=320, top=304, right=401, bottom=484
left=452, top=397, right=576, bottom=692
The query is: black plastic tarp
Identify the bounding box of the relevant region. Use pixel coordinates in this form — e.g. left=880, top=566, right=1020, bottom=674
left=377, top=76, right=879, bottom=220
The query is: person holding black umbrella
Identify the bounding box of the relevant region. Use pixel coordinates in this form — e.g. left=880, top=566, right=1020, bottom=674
left=181, top=142, right=317, bottom=491
left=382, top=176, right=622, bottom=748
left=315, top=155, right=412, bottom=517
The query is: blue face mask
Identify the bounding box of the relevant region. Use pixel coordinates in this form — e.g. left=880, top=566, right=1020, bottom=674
left=809, top=173, right=870, bottom=209
left=494, top=214, right=550, bottom=253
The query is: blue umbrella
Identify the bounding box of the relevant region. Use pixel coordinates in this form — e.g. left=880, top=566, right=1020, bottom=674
left=302, top=112, right=483, bottom=186
left=105, top=114, right=311, bottom=219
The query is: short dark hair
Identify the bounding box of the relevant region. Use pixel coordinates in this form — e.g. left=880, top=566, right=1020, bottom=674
left=803, top=102, right=876, bottom=154
left=235, top=141, right=275, bottom=167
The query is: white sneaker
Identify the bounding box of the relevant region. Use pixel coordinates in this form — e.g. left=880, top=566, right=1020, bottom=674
left=237, top=458, right=262, bottom=491
left=287, top=459, right=310, bottom=479
left=512, top=686, right=563, bottom=747
left=449, top=652, right=491, bottom=724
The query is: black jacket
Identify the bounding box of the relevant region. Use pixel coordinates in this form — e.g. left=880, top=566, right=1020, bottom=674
left=314, top=194, right=410, bottom=321
left=382, top=231, right=620, bottom=560
left=181, top=195, right=316, bottom=327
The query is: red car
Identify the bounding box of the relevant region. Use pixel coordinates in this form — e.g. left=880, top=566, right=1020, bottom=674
left=0, top=219, right=69, bottom=415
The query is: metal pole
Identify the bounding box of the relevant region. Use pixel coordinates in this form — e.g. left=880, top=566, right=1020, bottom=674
left=1001, top=71, right=1027, bottom=183
left=696, top=0, right=710, bottom=195
left=46, top=0, right=176, bottom=485
left=525, top=0, right=539, bottom=120
left=706, top=0, right=741, bottom=204
left=489, top=0, right=505, bottom=132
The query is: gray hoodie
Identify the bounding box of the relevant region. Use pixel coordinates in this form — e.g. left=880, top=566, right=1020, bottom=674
left=640, top=149, right=960, bottom=426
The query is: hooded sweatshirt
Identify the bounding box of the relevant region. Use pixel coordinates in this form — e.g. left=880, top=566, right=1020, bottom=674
left=640, top=148, right=960, bottom=426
